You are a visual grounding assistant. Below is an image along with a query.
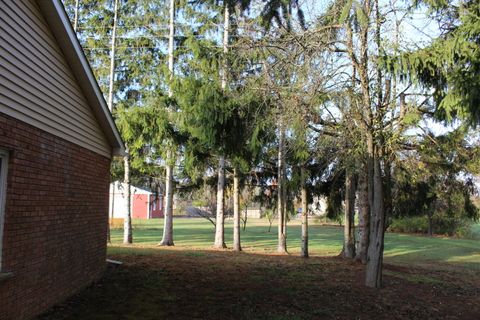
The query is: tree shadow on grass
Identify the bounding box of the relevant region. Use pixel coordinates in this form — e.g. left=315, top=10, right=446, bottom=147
left=39, top=246, right=480, bottom=320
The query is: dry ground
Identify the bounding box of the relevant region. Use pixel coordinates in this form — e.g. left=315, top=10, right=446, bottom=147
left=39, top=247, right=480, bottom=320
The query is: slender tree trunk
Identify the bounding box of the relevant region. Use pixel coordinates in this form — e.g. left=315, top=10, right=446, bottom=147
left=365, top=154, right=385, bottom=288
left=221, top=4, right=229, bottom=90
left=233, top=167, right=241, bottom=251
left=106, top=0, right=118, bottom=244
left=344, top=169, right=356, bottom=258
left=107, top=181, right=115, bottom=243
left=355, top=167, right=369, bottom=263
left=277, top=120, right=287, bottom=253
left=374, top=0, right=383, bottom=106
left=214, top=156, right=227, bottom=248
left=160, top=162, right=175, bottom=245
left=213, top=4, right=229, bottom=249
left=282, top=176, right=287, bottom=237
left=365, top=0, right=387, bottom=288
left=123, top=150, right=132, bottom=244
left=301, top=166, right=308, bottom=258
left=107, top=0, right=118, bottom=113
left=73, top=0, right=80, bottom=32
left=160, top=0, right=176, bottom=246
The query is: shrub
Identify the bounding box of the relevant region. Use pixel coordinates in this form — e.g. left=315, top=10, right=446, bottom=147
left=388, top=216, right=429, bottom=234
left=388, top=215, right=477, bottom=238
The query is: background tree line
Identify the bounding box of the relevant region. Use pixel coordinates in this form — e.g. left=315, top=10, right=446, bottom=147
left=62, top=0, right=479, bottom=288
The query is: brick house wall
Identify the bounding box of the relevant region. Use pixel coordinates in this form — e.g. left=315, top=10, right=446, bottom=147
left=0, top=113, right=111, bottom=320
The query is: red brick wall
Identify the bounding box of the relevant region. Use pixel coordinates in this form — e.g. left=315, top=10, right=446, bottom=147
left=0, top=113, right=111, bottom=320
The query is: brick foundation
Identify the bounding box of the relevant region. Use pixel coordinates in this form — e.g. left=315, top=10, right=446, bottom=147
left=0, top=112, right=111, bottom=320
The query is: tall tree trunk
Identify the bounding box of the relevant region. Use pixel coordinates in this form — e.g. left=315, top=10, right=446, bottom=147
left=160, top=161, right=175, bottom=245
left=374, top=0, right=382, bottom=106
left=277, top=120, right=287, bottom=253
left=214, top=156, right=227, bottom=248
left=282, top=177, right=287, bottom=236
left=107, top=0, right=118, bottom=112
left=365, top=154, right=385, bottom=288
left=233, top=167, right=241, bottom=251
left=160, top=0, right=176, bottom=246
left=300, top=166, right=308, bottom=258
left=106, top=0, right=118, bottom=244
left=343, top=169, right=356, bottom=258
left=355, top=167, right=369, bottom=263
left=123, top=150, right=132, bottom=244
left=73, top=0, right=80, bottom=32
left=365, top=0, right=387, bottom=288
left=221, top=4, right=229, bottom=91
left=110, top=0, right=124, bottom=244
left=213, top=4, right=229, bottom=249
left=107, top=181, right=115, bottom=243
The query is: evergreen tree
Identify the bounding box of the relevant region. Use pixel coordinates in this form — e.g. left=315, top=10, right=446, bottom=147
left=390, top=0, right=480, bottom=124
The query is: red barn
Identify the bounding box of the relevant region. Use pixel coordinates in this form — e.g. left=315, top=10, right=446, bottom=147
left=109, top=182, right=164, bottom=219
left=0, top=0, right=124, bottom=319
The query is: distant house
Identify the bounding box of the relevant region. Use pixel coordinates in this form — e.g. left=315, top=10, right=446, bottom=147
left=0, top=1, right=124, bottom=319
left=245, top=203, right=263, bottom=218
left=109, top=182, right=163, bottom=220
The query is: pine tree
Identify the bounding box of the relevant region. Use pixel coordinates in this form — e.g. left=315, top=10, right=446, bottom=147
left=390, top=0, right=480, bottom=124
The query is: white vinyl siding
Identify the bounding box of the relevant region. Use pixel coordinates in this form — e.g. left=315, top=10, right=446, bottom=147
left=0, top=0, right=111, bottom=158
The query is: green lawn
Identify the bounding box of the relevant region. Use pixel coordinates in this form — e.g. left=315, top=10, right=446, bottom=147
left=40, top=218, right=480, bottom=319
left=109, top=218, right=480, bottom=271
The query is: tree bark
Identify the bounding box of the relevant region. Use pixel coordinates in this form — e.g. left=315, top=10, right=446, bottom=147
left=123, top=150, right=132, bottom=244
left=221, top=4, right=229, bottom=89
left=167, top=0, right=175, bottom=86
left=73, top=0, right=80, bottom=32
left=214, top=156, right=227, bottom=248
left=355, top=167, right=369, bottom=263
left=160, top=162, right=175, bottom=246
left=233, top=167, right=242, bottom=251
left=213, top=4, right=230, bottom=249
left=107, top=0, right=118, bottom=112
left=106, top=0, right=118, bottom=243
left=365, top=154, right=385, bottom=288
left=277, top=120, right=287, bottom=253
left=343, top=169, right=356, bottom=258
left=159, top=0, right=176, bottom=246
left=300, top=166, right=308, bottom=258
left=365, top=0, right=387, bottom=288
left=107, top=181, right=115, bottom=243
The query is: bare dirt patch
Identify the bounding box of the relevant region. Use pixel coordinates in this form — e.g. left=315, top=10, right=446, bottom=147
left=39, top=247, right=480, bottom=319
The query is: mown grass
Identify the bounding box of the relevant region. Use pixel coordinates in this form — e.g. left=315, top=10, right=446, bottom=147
left=40, top=218, right=480, bottom=319
left=109, top=218, right=480, bottom=271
